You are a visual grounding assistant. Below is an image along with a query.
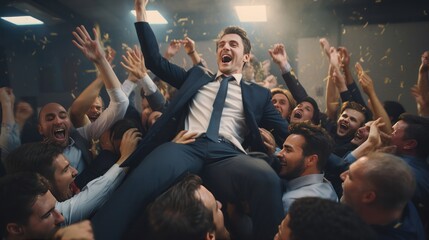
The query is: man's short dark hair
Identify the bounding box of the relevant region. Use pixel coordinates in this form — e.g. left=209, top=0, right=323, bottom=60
left=288, top=122, right=334, bottom=171
left=398, top=113, right=429, bottom=158
left=288, top=197, right=376, bottom=240
left=4, top=142, right=63, bottom=185
left=0, top=172, right=51, bottom=238
left=216, top=26, right=251, bottom=54
left=339, top=101, right=368, bottom=123
left=147, top=174, right=215, bottom=240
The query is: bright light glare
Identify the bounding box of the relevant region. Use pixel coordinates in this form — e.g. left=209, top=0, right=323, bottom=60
left=1, top=16, right=43, bottom=25
left=235, top=5, right=267, bottom=22
left=130, top=10, right=168, bottom=24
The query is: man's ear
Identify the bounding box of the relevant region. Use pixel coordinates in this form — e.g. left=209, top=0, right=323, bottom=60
left=206, top=232, right=215, bottom=240
left=243, top=53, right=250, bottom=63
left=6, top=223, right=24, bottom=236
left=306, top=154, right=318, bottom=168
left=362, top=191, right=376, bottom=204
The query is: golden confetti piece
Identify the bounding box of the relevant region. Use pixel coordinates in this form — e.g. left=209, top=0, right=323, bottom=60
left=71, top=93, right=76, bottom=99
left=342, top=28, right=346, bottom=35
left=384, top=77, right=391, bottom=84
left=375, top=0, right=382, bottom=3
left=397, top=93, right=402, bottom=101
left=401, top=65, right=404, bottom=72
left=380, top=56, right=388, bottom=61
left=363, top=22, right=369, bottom=28
left=165, top=35, right=169, bottom=43
left=380, top=28, right=385, bottom=35
left=360, top=57, right=365, bottom=62
left=177, top=18, right=188, bottom=23
left=50, top=32, right=58, bottom=36
left=31, top=50, right=36, bottom=56
left=166, top=29, right=173, bottom=33
left=85, top=69, right=97, bottom=73
left=400, top=81, right=404, bottom=88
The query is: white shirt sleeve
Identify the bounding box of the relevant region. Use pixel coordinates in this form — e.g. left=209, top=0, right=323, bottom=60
left=77, top=87, right=129, bottom=140
left=122, top=79, right=137, bottom=97
left=55, top=164, right=126, bottom=225
left=139, top=75, right=158, bottom=96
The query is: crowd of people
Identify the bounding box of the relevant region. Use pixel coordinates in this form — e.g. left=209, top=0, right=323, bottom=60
left=0, top=0, right=428, bottom=239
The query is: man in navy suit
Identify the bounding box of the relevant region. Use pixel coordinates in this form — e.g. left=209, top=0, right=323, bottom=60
left=90, top=1, right=288, bottom=239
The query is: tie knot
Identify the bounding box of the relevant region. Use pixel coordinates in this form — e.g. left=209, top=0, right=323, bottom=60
left=220, top=75, right=234, bottom=82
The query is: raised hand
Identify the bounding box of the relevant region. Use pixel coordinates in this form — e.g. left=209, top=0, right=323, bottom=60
left=165, top=40, right=181, bottom=59
left=172, top=130, right=198, bottom=144
left=268, top=43, right=288, bottom=68
left=121, top=45, right=147, bottom=82
left=15, top=101, right=34, bottom=126
left=182, top=36, right=196, bottom=55
left=259, top=128, right=276, bottom=156
left=0, top=87, right=13, bottom=105
left=338, top=47, right=350, bottom=72
left=420, top=51, right=429, bottom=74
left=105, top=46, right=117, bottom=66
left=319, top=38, right=331, bottom=58
left=355, top=63, right=375, bottom=96
left=72, top=25, right=105, bottom=63
left=117, top=128, right=142, bottom=164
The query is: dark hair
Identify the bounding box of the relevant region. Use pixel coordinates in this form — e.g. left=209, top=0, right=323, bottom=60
left=339, top=101, right=368, bottom=124
left=383, top=100, right=405, bottom=124
left=4, top=142, right=63, bottom=187
left=147, top=174, right=215, bottom=240
left=216, top=26, right=251, bottom=54
left=288, top=197, right=376, bottom=240
left=299, top=96, right=320, bottom=125
left=398, top=113, right=429, bottom=158
left=109, top=118, right=140, bottom=141
left=288, top=122, right=333, bottom=171
left=0, top=172, right=50, bottom=238
left=363, top=152, right=416, bottom=210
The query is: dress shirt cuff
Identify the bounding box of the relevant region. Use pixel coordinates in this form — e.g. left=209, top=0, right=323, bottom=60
left=122, top=79, right=137, bottom=97
left=139, top=75, right=158, bottom=96
left=281, top=62, right=292, bottom=74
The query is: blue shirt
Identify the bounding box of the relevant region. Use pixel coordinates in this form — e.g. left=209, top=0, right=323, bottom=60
left=282, top=173, right=338, bottom=213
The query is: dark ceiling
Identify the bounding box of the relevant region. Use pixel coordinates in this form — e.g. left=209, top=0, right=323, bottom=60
left=1, top=0, right=429, bottom=41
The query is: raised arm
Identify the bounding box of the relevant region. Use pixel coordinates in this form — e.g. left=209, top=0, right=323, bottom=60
left=72, top=25, right=129, bottom=140
left=415, top=51, right=429, bottom=116
left=0, top=88, right=21, bottom=161
left=182, top=37, right=203, bottom=66
left=355, top=63, right=391, bottom=133
left=268, top=43, right=308, bottom=102
left=325, top=64, right=340, bottom=120
left=69, top=77, right=103, bottom=128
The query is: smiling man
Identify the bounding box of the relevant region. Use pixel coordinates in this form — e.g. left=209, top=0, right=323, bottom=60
left=4, top=142, right=130, bottom=225
left=89, top=1, right=289, bottom=239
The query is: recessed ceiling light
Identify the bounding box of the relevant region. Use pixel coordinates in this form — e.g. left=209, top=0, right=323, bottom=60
left=130, top=10, right=168, bottom=24
left=1, top=16, right=44, bottom=26
left=235, top=5, right=267, bottom=22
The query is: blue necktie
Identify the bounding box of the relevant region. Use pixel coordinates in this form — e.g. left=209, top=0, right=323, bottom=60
left=206, top=75, right=234, bottom=142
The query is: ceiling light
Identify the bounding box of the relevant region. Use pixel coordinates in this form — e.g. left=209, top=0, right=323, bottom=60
left=235, top=5, right=267, bottom=22
left=131, top=10, right=168, bottom=24
left=1, top=16, right=43, bottom=25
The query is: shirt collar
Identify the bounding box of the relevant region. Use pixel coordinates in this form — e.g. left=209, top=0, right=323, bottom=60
left=216, top=71, right=242, bottom=84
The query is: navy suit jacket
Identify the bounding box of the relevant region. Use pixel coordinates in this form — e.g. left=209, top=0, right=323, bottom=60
left=123, top=22, right=288, bottom=167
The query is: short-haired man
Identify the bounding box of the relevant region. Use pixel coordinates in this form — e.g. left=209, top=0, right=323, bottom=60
left=341, top=152, right=426, bottom=239
left=274, top=197, right=376, bottom=240
left=145, top=174, right=230, bottom=240
left=0, top=172, right=94, bottom=240
left=390, top=113, right=429, bottom=233
left=277, top=122, right=337, bottom=213
left=4, top=138, right=139, bottom=225
left=90, top=1, right=289, bottom=240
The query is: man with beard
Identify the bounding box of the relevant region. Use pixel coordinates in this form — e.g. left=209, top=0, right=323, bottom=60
left=340, top=152, right=425, bottom=240
left=277, top=122, right=337, bottom=213
left=38, top=25, right=129, bottom=173
left=143, top=174, right=230, bottom=240
left=4, top=128, right=139, bottom=225
left=0, top=172, right=94, bottom=240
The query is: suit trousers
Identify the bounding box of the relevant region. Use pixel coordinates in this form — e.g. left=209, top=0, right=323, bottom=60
left=91, top=137, right=283, bottom=240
